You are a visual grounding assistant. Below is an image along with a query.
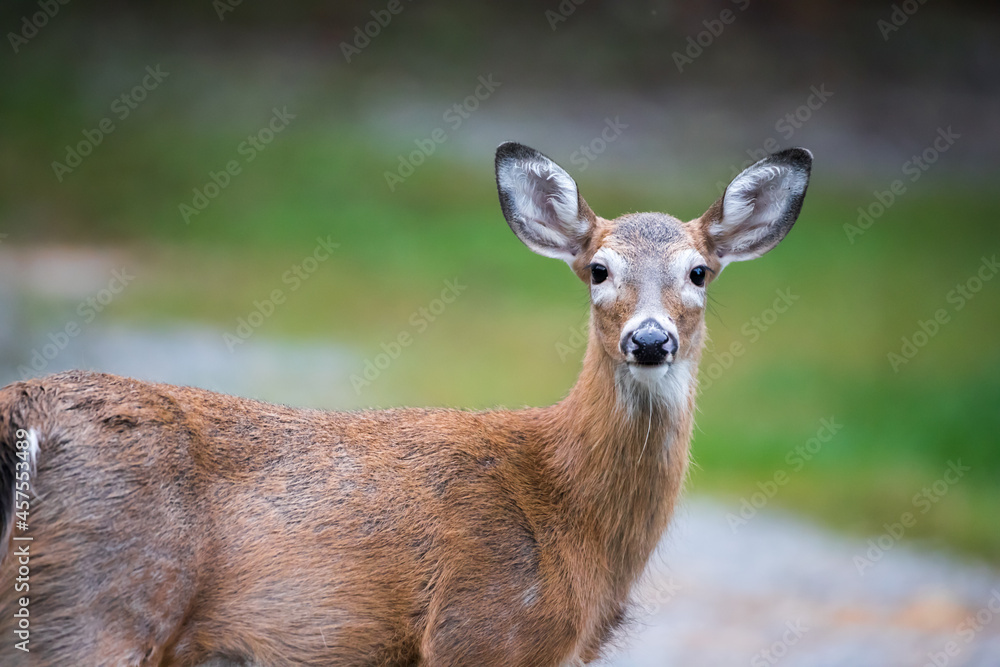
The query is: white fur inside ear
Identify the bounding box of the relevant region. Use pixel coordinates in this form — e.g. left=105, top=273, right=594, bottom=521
left=499, top=155, right=588, bottom=264
left=711, top=163, right=806, bottom=264
left=538, top=166, right=584, bottom=231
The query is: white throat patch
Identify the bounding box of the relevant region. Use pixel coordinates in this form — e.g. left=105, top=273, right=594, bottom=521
left=615, top=358, right=695, bottom=418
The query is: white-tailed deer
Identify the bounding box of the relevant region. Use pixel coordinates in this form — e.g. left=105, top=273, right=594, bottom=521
left=0, top=142, right=810, bottom=666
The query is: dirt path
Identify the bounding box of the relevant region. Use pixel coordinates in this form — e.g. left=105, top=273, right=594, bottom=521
left=606, top=498, right=1000, bottom=667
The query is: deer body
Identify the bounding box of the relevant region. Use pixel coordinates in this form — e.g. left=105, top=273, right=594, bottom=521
left=0, top=143, right=810, bottom=666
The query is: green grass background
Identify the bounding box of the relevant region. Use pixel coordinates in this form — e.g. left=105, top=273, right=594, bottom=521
left=2, top=41, right=998, bottom=566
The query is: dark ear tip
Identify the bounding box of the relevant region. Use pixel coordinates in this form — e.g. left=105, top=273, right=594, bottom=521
left=496, top=141, right=522, bottom=153
left=771, top=147, right=813, bottom=173
left=495, top=141, right=541, bottom=167
left=496, top=141, right=520, bottom=158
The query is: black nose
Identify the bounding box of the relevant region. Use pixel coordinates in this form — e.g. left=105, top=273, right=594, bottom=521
left=622, top=320, right=678, bottom=364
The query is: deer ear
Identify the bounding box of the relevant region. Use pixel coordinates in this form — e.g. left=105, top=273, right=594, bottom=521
left=495, top=142, right=596, bottom=265
left=698, top=148, right=812, bottom=269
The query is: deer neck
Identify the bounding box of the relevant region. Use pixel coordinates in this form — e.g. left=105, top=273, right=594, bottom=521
left=540, top=327, right=696, bottom=580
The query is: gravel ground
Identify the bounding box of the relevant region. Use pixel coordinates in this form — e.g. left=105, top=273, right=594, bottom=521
left=0, top=323, right=360, bottom=410
left=606, top=498, right=1000, bottom=667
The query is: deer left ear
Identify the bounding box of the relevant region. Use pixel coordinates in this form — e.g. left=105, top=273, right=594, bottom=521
left=698, top=148, right=812, bottom=269
left=495, top=142, right=597, bottom=266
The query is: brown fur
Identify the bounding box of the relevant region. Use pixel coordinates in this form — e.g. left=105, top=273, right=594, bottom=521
left=0, top=358, right=690, bottom=666
left=0, top=144, right=810, bottom=666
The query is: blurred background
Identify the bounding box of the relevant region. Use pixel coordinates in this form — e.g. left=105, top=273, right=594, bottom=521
left=1, top=1, right=998, bottom=664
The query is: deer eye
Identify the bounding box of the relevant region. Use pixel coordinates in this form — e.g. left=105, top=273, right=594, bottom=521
left=590, top=263, right=608, bottom=284
left=689, top=265, right=707, bottom=287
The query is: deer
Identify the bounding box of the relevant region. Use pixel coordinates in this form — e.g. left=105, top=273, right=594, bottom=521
left=0, top=142, right=811, bottom=666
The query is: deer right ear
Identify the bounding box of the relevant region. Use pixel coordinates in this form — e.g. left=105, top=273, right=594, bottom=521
left=495, top=142, right=596, bottom=265
left=698, top=148, right=812, bottom=271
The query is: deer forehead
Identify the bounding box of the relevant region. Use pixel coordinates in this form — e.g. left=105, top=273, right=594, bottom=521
left=594, top=213, right=705, bottom=285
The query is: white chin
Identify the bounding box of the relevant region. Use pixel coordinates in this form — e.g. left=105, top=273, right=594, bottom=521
left=627, top=363, right=670, bottom=386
